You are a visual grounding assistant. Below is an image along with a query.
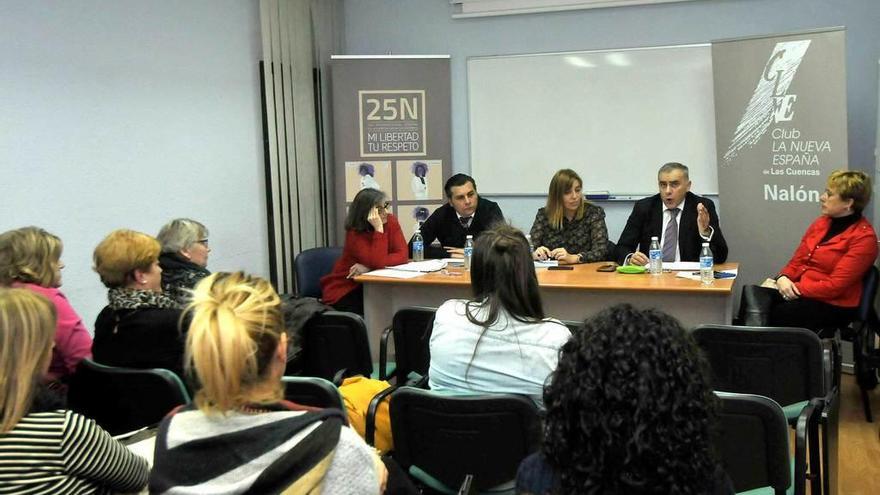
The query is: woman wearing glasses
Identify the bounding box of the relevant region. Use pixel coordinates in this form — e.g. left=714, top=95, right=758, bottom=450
left=156, top=218, right=211, bottom=304
left=321, top=188, right=408, bottom=315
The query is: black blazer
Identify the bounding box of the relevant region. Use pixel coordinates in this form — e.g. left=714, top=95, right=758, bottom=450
left=614, top=192, right=728, bottom=264
left=410, top=196, right=505, bottom=259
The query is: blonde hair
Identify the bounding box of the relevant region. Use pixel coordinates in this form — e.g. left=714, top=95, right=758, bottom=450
left=93, top=230, right=161, bottom=288
left=185, top=272, right=284, bottom=412
left=0, top=227, right=63, bottom=287
left=157, top=218, right=209, bottom=254
left=546, top=169, right=586, bottom=230
left=0, top=288, right=56, bottom=432
left=828, top=170, right=872, bottom=213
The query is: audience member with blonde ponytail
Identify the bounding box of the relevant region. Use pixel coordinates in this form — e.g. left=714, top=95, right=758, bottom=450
left=0, top=288, right=149, bottom=493
left=149, top=272, right=387, bottom=494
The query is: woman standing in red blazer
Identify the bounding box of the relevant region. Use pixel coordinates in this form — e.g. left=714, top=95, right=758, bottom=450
left=321, top=188, right=409, bottom=315
left=740, top=170, right=877, bottom=331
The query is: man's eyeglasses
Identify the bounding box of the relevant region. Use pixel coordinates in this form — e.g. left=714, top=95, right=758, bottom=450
left=376, top=202, right=391, bottom=211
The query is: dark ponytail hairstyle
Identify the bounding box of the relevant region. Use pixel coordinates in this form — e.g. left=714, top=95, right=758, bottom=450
left=466, top=224, right=544, bottom=326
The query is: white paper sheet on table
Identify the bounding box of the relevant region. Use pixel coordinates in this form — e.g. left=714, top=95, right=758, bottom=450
left=534, top=260, right=559, bottom=268
left=388, top=260, right=447, bottom=272
left=664, top=261, right=701, bottom=271
left=366, top=269, right=426, bottom=279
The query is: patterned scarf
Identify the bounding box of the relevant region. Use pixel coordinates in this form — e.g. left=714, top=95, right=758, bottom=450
left=107, top=287, right=181, bottom=310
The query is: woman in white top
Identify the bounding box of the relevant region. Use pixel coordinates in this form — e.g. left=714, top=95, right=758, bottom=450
left=359, top=163, right=381, bottom=191
left=410, top=161, right=429, bottom=199
left=428, top=224, right=571, bottom=407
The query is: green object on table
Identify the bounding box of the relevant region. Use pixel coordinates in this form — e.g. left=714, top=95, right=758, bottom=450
left=616, top=265, right=647, bottom=274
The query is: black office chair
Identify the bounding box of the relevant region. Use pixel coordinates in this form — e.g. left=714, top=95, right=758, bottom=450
left=67, top=359, right=191, bottom=436
left=294, top=246, right=342, bottom=298
left=848, top=266, right=880, bottom=422
left=281, top=376, right=346, bottom=423
left=300, top=311, right=373, bottom=384
left=693, top=325, right=828, bottom=495
left=379, top=306, right=436, bottom=383
left=714, top=392, right=798, bottom=495
left=389, top=387, right=541, bottom=494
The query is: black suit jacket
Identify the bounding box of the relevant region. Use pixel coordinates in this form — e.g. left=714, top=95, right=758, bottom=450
left=410, top=197, right=505, bottom=259
left=614, top=192, right=728, bottom=264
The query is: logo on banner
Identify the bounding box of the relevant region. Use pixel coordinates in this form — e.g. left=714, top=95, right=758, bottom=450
left=358, top=90, right=427, bottom=157
left=723, top=40, right=811, bottom=163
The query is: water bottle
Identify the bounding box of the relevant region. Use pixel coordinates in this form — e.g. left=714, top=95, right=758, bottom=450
left=412, top=230, right=424, bottom=262
left=700, top=242, right=714, bottom=285
left=463, top=235, right=474, bottom=271
left=648, top=236, right=662, bottom=276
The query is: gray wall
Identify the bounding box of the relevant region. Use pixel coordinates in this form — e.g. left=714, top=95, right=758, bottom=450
left=0, top=0, right=268, bottom=328
left=341, top=0, right=880, bottom=239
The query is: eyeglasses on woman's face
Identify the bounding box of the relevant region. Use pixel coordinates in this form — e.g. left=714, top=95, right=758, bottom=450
left=376, top=202, right=391, bottom=211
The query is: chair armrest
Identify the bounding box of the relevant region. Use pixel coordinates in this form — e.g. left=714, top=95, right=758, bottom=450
left=379, top=325, right=392, bottom=381
left=365, top=384, right=398, bottom=446
left=332, top=368, right=348, bottom=387
left=407, top=374, right=429, bottom=389
left=794, top=400, right=819, bottom=495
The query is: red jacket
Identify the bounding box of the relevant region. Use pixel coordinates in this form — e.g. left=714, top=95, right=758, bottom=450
left=320, top=214, right=409, bottom=305
left=779, top=215, right=878, bottom=308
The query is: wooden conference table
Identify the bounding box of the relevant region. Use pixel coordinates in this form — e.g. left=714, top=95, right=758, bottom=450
left=355, top=262, right=739, bottom=360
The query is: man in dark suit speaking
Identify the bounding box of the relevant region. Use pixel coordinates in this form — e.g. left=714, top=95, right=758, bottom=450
left=615, top=162, right=727, bottom=266
left=410, top=173, right=504, bottom=259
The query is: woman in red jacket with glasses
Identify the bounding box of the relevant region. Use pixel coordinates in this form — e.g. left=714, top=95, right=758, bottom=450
left=321, top=188, right=409, bottom=315
left=739, top=170, right=877, bottom=331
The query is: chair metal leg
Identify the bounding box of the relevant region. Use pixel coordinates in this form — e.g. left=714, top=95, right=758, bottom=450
left=861, top=385, right=873, bottom=422
left=821, top=391, right=840, bottom=495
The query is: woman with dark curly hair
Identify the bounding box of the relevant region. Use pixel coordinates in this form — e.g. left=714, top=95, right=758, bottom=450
left=516, top=304, right=733, bottom=495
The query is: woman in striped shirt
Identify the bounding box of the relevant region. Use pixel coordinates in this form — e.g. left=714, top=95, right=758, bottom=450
left=0, top=288, right=149, bottom=494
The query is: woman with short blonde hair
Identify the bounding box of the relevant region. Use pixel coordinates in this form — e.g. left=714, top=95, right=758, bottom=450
left=149, top=272, right=387, bottom=494
left=530, top=169, right=609, bottom=264
left=156, top=218, right=211, bottom=303
left=739, top=170, right=878, bottom=330
left=0, top=227, right=91, bottom=380
left=0, top=288, right=148, bottom=493
left=92, top=229, right=186, bottom=378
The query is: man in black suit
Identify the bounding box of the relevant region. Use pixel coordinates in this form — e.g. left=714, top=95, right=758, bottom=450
left=615, top=162, right=727, bottom=265
left=411, top=173, right=505, bottom=259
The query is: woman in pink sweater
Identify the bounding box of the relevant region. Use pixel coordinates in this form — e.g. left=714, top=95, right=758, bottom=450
left=0, top=227, right=92, bottom=381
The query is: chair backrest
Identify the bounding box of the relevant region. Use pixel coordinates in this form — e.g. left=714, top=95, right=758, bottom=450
left=857, top=265, right=879, bottom=322
left=391, top=307, right=437, bottom=381
left=281, top=376, right=346, bottom=416
left=67, top=359, right=191, bottom=436
left=294, top=246, right=342, bottom=298
left=714, top=392, right=791, bottom=494
left=561, top=320, right=582, bottom=333
left=693, top=325, right=824, bottom=406
left=390, top=387, right=541, bottom=492
left=301, top=311, right=372, bottom=381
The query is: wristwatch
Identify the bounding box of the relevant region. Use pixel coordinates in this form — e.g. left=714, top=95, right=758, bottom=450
left=577, top=253, right=585, bottom=264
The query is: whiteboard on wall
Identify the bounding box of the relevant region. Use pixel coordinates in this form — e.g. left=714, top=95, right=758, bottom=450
left=467, top=44, right=718, bottom=196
